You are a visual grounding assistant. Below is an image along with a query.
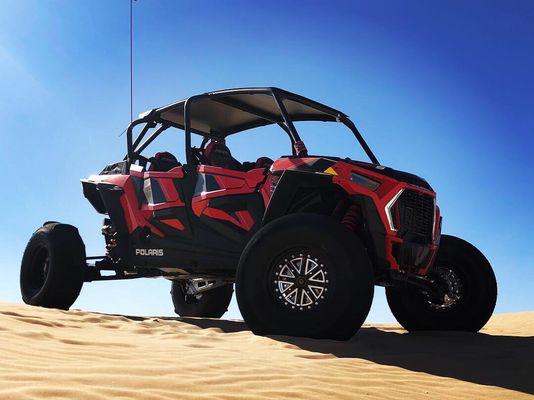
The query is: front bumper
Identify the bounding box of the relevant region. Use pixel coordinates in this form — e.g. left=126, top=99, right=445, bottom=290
left=350, top=186, right=441, bottom=277
left=385, top=219, right=441, bottom=275
left=384, top=187, right=442, bottom=275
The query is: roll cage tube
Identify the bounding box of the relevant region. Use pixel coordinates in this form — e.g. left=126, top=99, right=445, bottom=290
left=340, top=116, right=379, bottom=165
left=125, top=87, right=380, bottom=167
left=271, top=89, right=307, bottom=156
left=132, top=120, right=156, bottom=151
left=136, top=123, right=171, bottom=155
left=126, top=118, right=147, bottom=165
left=183, top=95, right=202, bottom=165
left=125, top=120, right=171, bottom=165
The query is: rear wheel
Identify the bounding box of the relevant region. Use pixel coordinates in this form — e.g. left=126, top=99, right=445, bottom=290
left=171, top=280, right=233, bottom=318
left=236, top=214, right=374, bottom=340
left=20, top=222, right=85, bottom=310
left=386, top=234, right=497, bottom=332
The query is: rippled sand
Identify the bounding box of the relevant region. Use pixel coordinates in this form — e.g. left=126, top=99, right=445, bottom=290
left=0, top=302, right=532, bottom=399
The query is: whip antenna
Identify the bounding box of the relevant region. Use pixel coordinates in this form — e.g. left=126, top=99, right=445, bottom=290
left=130, top=0, right=135, bottom=122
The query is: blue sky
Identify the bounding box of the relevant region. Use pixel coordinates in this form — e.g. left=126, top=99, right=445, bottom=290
left=0, top=0, right=532, bottom=321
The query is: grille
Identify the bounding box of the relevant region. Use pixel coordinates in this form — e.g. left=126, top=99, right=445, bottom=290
left=393, top=189, right=435, bottom=242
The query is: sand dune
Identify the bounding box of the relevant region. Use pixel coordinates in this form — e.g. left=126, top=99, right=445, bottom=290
left=0, top=302, right=532, bottom=399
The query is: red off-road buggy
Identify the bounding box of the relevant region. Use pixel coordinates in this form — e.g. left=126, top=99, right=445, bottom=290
left=20, top=87, right=497, bottom=340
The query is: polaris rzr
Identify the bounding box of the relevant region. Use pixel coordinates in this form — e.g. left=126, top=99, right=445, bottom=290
left=20, top=87, right=497, bottom=340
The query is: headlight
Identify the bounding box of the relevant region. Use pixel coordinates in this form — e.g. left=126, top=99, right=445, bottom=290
left=350, top=172, right=380, bottom=191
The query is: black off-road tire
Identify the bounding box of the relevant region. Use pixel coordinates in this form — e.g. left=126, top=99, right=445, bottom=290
left=236, top=213, right=374, bottom=340
left=20, top=222, right=85, bottom=310
left=171, top=281, right=233, bottom=318
left=386, top=234, right=497, bottom=332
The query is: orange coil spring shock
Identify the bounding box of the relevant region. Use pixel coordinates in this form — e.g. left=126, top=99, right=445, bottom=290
left=342, top=205, right=362, bottom=232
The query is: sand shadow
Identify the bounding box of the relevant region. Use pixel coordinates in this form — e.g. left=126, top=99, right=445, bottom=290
left=271, top=327, right=534, bottom=395
left=173, top=317, right=247, bottom=333
left=111, top=313, right=533, bottom=395
left=100, top=311, right=249, bottom=334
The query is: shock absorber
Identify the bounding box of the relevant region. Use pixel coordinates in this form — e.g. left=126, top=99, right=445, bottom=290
left=102, top=218, right=118, bottom=256
left=342, top=204, right=362, bottom=232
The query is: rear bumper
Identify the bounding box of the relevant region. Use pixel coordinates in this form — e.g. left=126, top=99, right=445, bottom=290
left=81, top=178, right=129, bottom=235
left=81, top=180, right=107, bottom=214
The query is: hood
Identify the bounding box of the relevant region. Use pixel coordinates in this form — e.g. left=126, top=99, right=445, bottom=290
left=271, top=156, right=434, bottom=192
left=349, top=160, right=433, bottom=191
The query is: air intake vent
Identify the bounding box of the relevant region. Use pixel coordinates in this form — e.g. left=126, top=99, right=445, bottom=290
left=393, top=189, right=434, bottom=243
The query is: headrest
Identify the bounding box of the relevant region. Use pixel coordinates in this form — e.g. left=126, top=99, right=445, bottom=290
left=205, top=140, right=231, bottom=158
left=153, top=151, right=178, bottom=163
left=149, top=151, right=180, bottom=172
left=204, top=139, right=240, bottom=169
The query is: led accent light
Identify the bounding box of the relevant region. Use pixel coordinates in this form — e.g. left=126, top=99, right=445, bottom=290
left=350, top=172, right=380, bottom=191
left=385, top=189, right=404, bottom=231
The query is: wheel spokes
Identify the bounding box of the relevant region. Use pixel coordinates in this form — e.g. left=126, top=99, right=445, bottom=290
left=279, top=265, right=295, bottom=279
left=304, top=257, right=318, bottom=276
left=308, top=270, right=325, bottom=283
left=424, top=266, right=464, bottom=310
left=278, top=281, right=294, bottom=294
left=289, top=257, right=303, bottom=274
left=307, top=284, right=324, bottom=300
left=273, top=250, right=329, bottom=310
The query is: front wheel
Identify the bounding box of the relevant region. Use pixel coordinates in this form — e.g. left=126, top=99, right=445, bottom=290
left=236, top=214, right=374, bottom=340
left=386, top=234, right=497, bottom=332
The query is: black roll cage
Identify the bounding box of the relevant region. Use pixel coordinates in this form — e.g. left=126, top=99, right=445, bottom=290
left=125, top=87, right=379, bottom=167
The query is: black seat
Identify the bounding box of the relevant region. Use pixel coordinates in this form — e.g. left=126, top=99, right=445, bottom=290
left=204, top=140, right=242, bottom=170
left=149, top=151, right=181, bottom=172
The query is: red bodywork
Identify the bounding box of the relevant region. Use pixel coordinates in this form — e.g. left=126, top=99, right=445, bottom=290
left=270, top=157, right=440, bottom=275
left=85, top=156, right=440, bottom=276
